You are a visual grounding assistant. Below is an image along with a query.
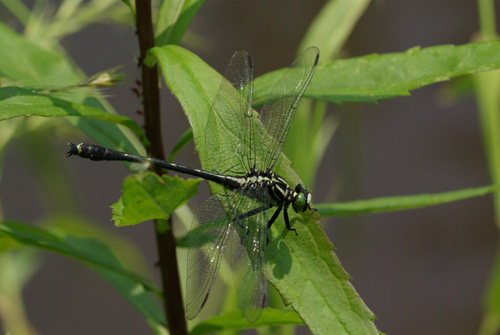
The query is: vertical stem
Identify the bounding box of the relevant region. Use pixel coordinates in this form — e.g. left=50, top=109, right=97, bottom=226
left=476, top=2, right=500, bottom=335
left=477, top=0, right=500, bottom=226
left=478, top=0, right=497, bottom=40
left=135, top=1, right=188, bottom=334
left=135, top=1, right=163, bottom=159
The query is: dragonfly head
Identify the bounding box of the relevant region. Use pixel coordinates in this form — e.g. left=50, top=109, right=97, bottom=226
left=292, top=184, right=314, bottom=213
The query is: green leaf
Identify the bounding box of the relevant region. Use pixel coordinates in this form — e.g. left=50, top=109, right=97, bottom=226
left=0, top=250, right=41, bottom=335
left=150, top=45, right=378, bottom=335
left=189, top=308, right=303, bottom=335
left=0, top=1, right=31, bottom=27
left=0, top=21, right=79, bottom=85
left=168, top=127, right=193, bottom=161
left=474, top=69, right=500, bottom=223
left=439, top=76, right=474, bottom=102
left=0, top=221, right=166, bottom=332
left=0, top=22, right=144, bottom=155
left=120, top=0, right=135, bottom=17
left=46, top=214, right=154, bottom=278
left=155, top=0, right=205, bottom=46
left=266, top=210, right=377, bottom=335
left=90, top=266, right=166, bottom=334
left=289, top=0, right=368, bottom=187
left=475, top=9, right=500, bottom=334
left=0, top=221, right=160, bottom=294
left=480, top=249, right=500, bottom=335
left=315, top=184, right=500, bottom=216
left=146, top=46, right=221, bottom=158
left=0, top=86, right=147, bottom=144
left=254, top=41, right=500, bottom=105
left=288, top=0, right=368, bottom=187
left=299, top=0, right=370, bottom=60
left=112, top=173, right=201, bottom=227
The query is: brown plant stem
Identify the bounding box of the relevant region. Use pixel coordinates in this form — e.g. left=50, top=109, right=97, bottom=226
left=135, top=1, right=188, bottom=334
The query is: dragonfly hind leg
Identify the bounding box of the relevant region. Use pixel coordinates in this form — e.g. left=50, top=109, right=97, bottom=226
left=265, top=205, right=282, bottom=244
left=263, top=204, right=298, bottom=244
left=234, top=206, right=268, bottom=244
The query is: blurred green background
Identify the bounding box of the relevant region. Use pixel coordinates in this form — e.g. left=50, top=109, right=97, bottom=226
left=0, top=1, right=497, bottom=334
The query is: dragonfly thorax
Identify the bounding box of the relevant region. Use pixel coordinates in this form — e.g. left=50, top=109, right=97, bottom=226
left=235, top=168, right=313, bottom=213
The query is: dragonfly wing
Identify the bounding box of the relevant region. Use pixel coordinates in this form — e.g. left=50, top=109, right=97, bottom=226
left=229, top=189, right=269, bottom=322
left=258, top=47, right=319, bottom=170
left=205, top=50, right=255, bottom=174
left=186, top=194, right=233, bottom=320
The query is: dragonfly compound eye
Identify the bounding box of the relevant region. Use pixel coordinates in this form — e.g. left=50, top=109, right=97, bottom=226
left=293, top=192, right=307, bottom=212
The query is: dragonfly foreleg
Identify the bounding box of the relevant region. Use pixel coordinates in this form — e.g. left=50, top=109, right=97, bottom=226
left=283, top=204, right=298, bottom=236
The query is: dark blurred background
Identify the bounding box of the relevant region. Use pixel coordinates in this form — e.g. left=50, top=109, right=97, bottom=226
left=1, top=0, right=499, bottom=334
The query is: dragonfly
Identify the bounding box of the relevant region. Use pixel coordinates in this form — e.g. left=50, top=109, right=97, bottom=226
left=66, top=46, right=319, bottom=322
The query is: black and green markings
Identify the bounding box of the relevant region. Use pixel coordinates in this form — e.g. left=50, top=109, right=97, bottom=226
left=67, top=46, right=319, bottom=322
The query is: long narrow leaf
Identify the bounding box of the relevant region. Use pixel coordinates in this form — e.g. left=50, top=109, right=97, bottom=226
left=299, top=0, right=371, bottom=60
left=287, top=0, right=368, bottom=187
left=0, top=221, right=161, bottom=295
left=0, top=86, right=147, bottom=143
left=89, top=266, right=166, bottom=333
left=254, top=41, right=500, bottom=105
left=155, top=0, right=205, bottom=46
left=316, top=184, right=500, bottom=216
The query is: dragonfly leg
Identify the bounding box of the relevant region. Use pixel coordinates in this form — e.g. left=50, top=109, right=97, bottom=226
left=235, top=206, right=267, bottom=244
left=283, top=204, right=298, bottom=236
left=266, top=205, right=283, bottom=244
left=267, top=205, right=283, bottom=229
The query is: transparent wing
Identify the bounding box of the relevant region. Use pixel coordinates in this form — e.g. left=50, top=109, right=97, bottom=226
left=205, top=50, right=255, bottom=174
left=229, top=188, right=269, bottom=322
left=186, top=194, right=233, bottom=320
left=258, top=46, right=319, bottom=170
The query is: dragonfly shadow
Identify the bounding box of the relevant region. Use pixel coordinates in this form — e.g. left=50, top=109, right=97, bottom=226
left=266, top=210, right=318, bottom=280
left=266, top=227, right=293, bottom=280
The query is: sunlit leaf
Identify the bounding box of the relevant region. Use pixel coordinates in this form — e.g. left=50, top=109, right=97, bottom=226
left=149, top=45, right=379, bottom=334
left=112, top=173, right=201, bottom=227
